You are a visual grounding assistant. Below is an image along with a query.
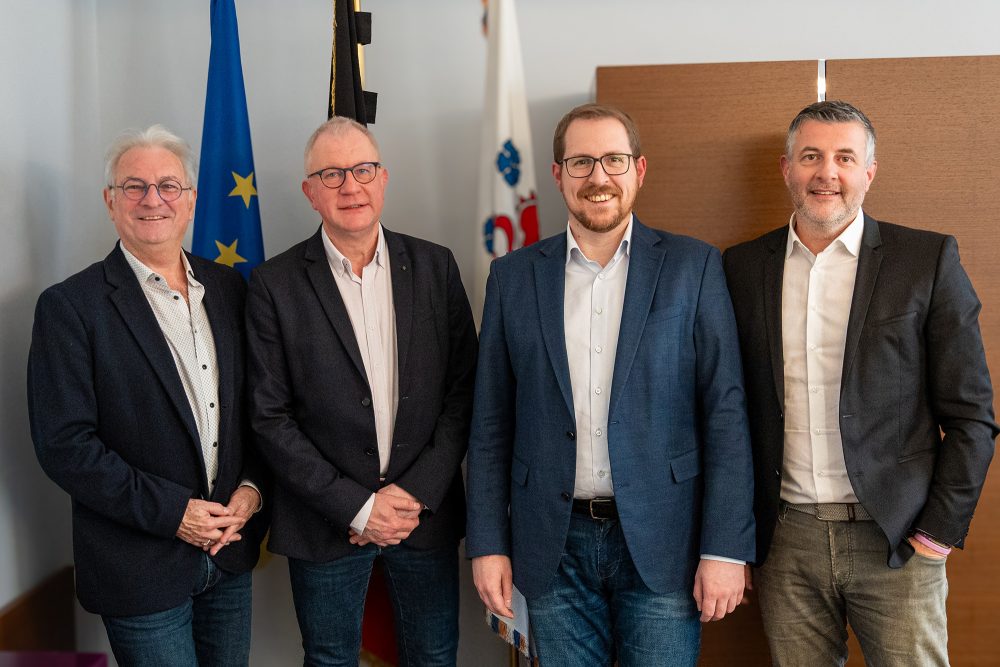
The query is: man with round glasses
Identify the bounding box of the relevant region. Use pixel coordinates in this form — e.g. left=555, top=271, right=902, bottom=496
left=28, top=125, right=268, bottom=665
left=246, top=116, right=477, bottom=664
left=467, top=103, right=755, bottom=666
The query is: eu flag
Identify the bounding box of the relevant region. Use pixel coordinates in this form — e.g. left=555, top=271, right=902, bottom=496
left=192, top=0, right=264, bottom=280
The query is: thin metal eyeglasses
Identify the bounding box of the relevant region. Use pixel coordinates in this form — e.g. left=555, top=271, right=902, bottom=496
left=308, top=162, right=382, bottom=189
left=560, top=153, right=636, bottom=178
left=111, top=178, right=192, bottom=202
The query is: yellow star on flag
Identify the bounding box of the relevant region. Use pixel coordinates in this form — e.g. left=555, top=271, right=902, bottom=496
left=214, top=239, right=248, bottom=267
left=228, top=171, right=258, bottom=208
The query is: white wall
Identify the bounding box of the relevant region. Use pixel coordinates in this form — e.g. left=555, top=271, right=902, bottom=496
left=2, top=1, right=998, bottom=665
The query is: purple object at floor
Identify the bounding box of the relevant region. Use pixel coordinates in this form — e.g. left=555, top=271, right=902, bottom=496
left=0, top=652, right=106, bottom=667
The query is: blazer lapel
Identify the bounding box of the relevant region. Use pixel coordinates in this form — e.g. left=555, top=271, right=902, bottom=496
left=303, top=229, right=369, bottom=382
left=609, top=221, right=665, bottom=417
left=841, top=215, right=883, bottom=383
left=105, top=246, right=201, bottom=450
left=385, top=230, right=414, bottom=381
left=533, top=235, right=574, bottom=418
left=763, top=229, right=788, bottom=411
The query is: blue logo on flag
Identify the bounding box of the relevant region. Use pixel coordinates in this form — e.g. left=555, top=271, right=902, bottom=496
left=495, top=139, right=521, bottom=187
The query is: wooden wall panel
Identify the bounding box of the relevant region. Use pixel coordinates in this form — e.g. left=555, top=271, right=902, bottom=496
left=596, top=61, right=817, bottom=248
left=0, top=566, right=74, bottom=650
left=597, top=56, right=1000, bottom=666
left=829, top=56, right=1000, bottom=666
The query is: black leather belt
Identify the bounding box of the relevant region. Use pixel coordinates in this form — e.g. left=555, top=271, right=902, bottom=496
left=572, top=497, right=618, bottom=520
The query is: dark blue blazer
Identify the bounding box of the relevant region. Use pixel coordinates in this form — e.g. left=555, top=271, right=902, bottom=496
left=27, top=244, right=268, bottom=616
left=723, top=215, right=998, bottom=567
left=246, top=228, right=478, bottom=562
left=466, top=219, right=755, bottom=599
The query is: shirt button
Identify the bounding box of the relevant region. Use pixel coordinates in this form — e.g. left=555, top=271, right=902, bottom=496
left=202, top=364, right=208, bottom=370
left=154, top=276, right=161, bottom=282
left=811, top=387, right=819, bottom=393
left=814, top=428, right=821, bottom=434
left=595, top=307, right=603, bottom=315
left=173, top=295, right=180, bottom=301
left=365, top=447, right=376, bottom=456
left=595, top=428, right=603, bottom=437
left=595, top=345, right=603, bottom=353
left=809, top=344, right=817, bottom=351
left=212, top=442, right=218, bottom=448
left=209, top=402, right=215, bottom=408
left=598, top=470, right=607, bottom=478
left=598, top=273, right=606, bottom=280
left=594, top=387, right=602, bottom=395
left=361, top=397, right=372, bottom=407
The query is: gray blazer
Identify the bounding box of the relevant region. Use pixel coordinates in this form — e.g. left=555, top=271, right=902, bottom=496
left=723, top=214, right=997, bottom=567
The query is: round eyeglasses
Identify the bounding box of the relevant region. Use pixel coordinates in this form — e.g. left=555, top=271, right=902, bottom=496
left=111, top=178, right=192, bottom=202
left=560, top=153, right=635, bottom=178
left=308, top=162, right=382, bottom=189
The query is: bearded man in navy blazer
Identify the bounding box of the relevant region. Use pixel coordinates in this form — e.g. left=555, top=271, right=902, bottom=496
left=723, top=101, right=997, bottom=665
left=246, top=117, right=477, bottom=665
left=28, top=126, right=268, bottom=666
left=466, top=103, right=755, bottom=666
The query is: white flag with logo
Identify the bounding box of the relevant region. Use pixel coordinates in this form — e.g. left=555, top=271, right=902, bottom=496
left=475, top=0, right=539, bottom=325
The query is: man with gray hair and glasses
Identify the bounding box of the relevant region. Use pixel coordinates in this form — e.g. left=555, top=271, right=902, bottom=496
left=724, top=100, right=997, bottom=665
left=246, top=116, right=477, bottom=665
left=28, top=125, right=268, bottom=666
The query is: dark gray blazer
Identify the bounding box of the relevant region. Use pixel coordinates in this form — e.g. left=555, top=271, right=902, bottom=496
left=27, top=244, right=269, bottom=616
left=246, top=227, right=477, bottom=562
left=723, top=215, right=997, bottom=567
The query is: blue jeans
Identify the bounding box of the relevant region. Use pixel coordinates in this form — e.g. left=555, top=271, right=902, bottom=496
left=102, top=555, right=252, bottom=667
left=526, top=514, right=700, bottom=667
left=288, top=543, right=459, bottom=667
left=756, top=503, right=949, bottom=666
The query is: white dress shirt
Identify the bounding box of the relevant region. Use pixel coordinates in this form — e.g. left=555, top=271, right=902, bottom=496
left=564, top=219, right=633, bottom=500
left=120, top=243, right=222, bottom=494
left=780, top=210, right=865, bottom=504
left=322, top=225, right=399, bottom=534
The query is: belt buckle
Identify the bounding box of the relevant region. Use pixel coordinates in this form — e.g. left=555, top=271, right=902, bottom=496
left=589, top=498, right=610, bottom=520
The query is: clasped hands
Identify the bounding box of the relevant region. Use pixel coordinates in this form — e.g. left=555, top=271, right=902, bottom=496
left=349, top=483, right=423, bottom=547
left=175, top=486, right=260, bottom=556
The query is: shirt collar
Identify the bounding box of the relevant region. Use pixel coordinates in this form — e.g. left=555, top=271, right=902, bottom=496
left=565, top=214, right=634, bottom=266
left=119, top=241, right=201, bottom=289
left=322, top=223, right=386, bottom=276
left=785, top=208, right=865, bottom=259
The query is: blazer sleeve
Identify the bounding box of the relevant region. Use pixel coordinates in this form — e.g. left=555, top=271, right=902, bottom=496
left=465, top=263, right=516, bottom=558
left=914, top=235, right=998, bottom=546
left=693, top=248, right=757, bottom=562
left=246, top=269, right=373, bottom=531
left=393, top=250, right=478, bottom=512
left=27, top=286, right=192, bottom=538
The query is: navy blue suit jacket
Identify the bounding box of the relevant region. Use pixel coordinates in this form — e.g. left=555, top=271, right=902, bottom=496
left=27, top=244, right=268, bottom=616
left=466, top=219, right=755, bottom=599
left=246, top=228, right=478, bottom=562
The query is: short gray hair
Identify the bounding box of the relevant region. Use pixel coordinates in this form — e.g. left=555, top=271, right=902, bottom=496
left=303, top=116, right=380, bottom=172
left=104, top=124, right=197, bottom=188
left=786, top=100, right=876, bottom=167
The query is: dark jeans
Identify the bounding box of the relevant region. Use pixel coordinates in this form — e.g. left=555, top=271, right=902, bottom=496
left=102, top=555, right=252, bottom=667
left=288, top=542, right=459, bottom=667
left=526, top=514, right=700, bottom=667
